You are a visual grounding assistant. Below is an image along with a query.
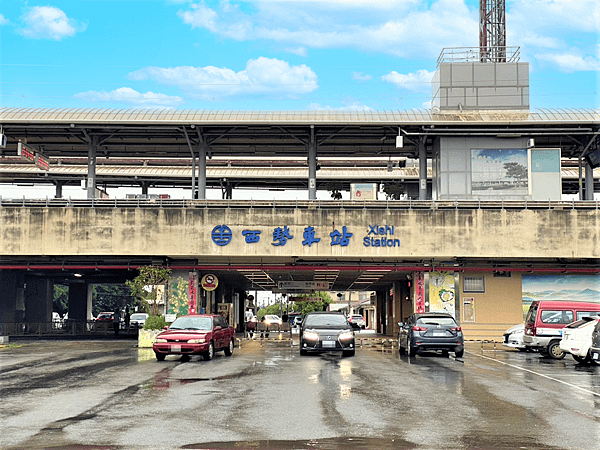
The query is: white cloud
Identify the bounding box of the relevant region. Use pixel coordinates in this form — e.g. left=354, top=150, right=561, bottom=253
left=177, top=0, right=477, bottom=59
left=128, top=57, right=318, bottom=100
left=0, top=14, right=9, bottom=26
left=73, top=87, right=183, bottom=108
left=285, top=46, right=308, bottom=57
left=18, top=6, right=86, bottom=40
left=535, top=52, right=600, bottom=73
left=352, top=72, right=372, bottom=81
left=307, top=101, right=374, bottom=111
left=381, top=70, right=435, bottom=91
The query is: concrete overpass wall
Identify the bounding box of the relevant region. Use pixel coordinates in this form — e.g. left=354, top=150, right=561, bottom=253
left=0, top=206, right=598, bottom=260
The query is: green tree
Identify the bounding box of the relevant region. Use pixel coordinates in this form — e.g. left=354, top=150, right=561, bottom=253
left=292, top=291, right=333, bottom=315
left=126, top=266, right=172, bottom=316
left=53, top=285, right=69, bottom=316
left=92, top=284, right=135, bottom=317
left=381, top=182, right=405, bottom=200
left=326, top=181, right=344, bottom=200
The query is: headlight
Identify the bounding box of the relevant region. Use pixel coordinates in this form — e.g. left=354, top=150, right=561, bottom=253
left=188, top=339, right=205, bottom=344
left=155, top=338, right=167, bottom=343
left=339, top=331, right=354, bottom=340
left=303, top=331, right=319, bottom=340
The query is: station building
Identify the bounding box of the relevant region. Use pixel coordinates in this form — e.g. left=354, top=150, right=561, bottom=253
left=0, top=47, right=599, bottom=341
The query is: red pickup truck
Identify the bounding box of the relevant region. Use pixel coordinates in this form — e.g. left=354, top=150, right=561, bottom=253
left=152, top=314, right=235, bottom=361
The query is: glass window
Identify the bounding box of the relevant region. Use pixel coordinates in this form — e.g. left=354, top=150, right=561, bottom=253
left=577, top=311, right=600, bottom=320
left=463, top=276, right=485, bottom=293
left=540, top=310, right=573, bottom=324
left=305, top=314, right=347, bottom=327
left=417, top=317, right=457, bottom=326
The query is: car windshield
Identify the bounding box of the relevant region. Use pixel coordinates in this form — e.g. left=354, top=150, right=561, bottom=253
left=417, top=317, right=457, bottom=326
left=305, top=314, right=347, bottom=327
left=169, top=316, right=212, bottom=331
left=130, top=314, right=147, bottom=320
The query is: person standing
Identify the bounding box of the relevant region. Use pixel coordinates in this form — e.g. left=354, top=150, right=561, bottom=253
left=124, top=306, right=131, bottom=330
left=113, top=308, right=121, bottom=336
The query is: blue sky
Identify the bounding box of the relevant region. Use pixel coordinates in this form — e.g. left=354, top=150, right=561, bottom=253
left=0, top=0, right=598, bottom=112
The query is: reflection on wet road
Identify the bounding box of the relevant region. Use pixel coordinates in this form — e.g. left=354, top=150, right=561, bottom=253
left=1, top=339, right=599, bottom=449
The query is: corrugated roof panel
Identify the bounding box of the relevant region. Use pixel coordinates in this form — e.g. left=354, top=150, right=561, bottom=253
left=1, top=107, right=599, bottom=124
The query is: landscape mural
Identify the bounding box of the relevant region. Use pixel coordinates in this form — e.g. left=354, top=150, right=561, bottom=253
left=521, top=274, right=600, bottom=319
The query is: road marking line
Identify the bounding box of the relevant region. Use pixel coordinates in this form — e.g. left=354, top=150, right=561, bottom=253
left=468, top=351, right=600, bottom=398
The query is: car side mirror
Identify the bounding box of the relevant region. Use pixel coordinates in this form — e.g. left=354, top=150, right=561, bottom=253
left=164, top=326, right=169, bottom=330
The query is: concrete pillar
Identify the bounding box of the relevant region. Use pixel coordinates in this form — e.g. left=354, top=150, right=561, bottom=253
left=68, top=283, right=88, bottom=322
left=87, top=135, right=98, bottom=199
left=308, top=125, right=317, bottom=200
left=0, top=272, right=19, bottom=323
left=24, top=277, right=53, bottom=322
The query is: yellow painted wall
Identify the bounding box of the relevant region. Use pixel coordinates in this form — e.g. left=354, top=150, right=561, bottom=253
left=459, top=272, right=524, bottom=342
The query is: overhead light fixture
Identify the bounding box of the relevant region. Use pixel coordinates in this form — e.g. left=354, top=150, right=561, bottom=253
left=74, top=273, right=83, bottom=278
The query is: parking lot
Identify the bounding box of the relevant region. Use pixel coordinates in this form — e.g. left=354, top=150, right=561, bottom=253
left=1, top=338, right=599, bottom=450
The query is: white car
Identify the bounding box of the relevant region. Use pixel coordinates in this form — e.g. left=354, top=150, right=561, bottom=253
left=559, top=316, right=600, bottom=364
left=130, top=313, right=149, bottom=328
left=263, top=315, right=282, bottom=327
left=502, top=323, right=527, bottom=351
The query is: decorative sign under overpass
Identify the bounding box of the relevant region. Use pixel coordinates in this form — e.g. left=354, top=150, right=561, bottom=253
left=289, top=296, right=322, bottom=302
left=277, top=281, right=330, bottom=290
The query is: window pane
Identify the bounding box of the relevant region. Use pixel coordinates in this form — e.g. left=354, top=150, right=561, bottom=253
left=463, top=276, right=484, bottom=292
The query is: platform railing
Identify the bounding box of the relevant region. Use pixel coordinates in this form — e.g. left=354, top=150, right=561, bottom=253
left=0, top=197, right=599, bottom=211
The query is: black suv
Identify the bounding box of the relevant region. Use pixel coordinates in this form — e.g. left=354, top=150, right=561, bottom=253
left=398, top=312, right=464, bottom=358
left=299, top=311, right=355, bottom=356
left=590, top=320, right=600, bottom=363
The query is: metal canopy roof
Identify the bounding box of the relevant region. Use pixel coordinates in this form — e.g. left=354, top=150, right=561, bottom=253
left=1, top=107, right=598, bottom=162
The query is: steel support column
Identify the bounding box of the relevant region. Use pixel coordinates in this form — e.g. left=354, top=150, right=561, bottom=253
left=198, top=132, right=207, bottom=200
left=585, top=160, right=594, bottom=200
left=86, top=135, right=98, bottom=199
left=418, top=137, right=427, bottom=200
left=308, top=125, right=317, bottom=200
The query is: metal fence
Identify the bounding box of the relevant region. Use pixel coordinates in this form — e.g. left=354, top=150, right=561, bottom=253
left=0, top=197, right=599, bottom=211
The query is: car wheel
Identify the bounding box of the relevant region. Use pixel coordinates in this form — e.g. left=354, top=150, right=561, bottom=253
left=547, top=341, right=566, bottom=360
left=224, top=338, right=234, bottom=356
left=155, top=353, right=166, bottom=361
left=203, top=342, right=214, bottom=361
left=300, top=348, right=308, bottom=356
left=441, top=350, right=449, bottom=357
left=572, top=354, right=589, bottom=364
left=408, top=344, right=418, bottom=357
left=343, top=349, right=355, bottom=357
left=399, top=340, right=406, bottom=355
left=455, top=349, right=464, bottom=358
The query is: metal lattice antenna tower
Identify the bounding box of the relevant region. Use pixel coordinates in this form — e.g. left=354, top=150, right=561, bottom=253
left=479, top=0, right=506, bottom=62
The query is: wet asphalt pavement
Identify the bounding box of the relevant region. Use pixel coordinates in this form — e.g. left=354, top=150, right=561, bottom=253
left=1, top=338, right=600, bottom=450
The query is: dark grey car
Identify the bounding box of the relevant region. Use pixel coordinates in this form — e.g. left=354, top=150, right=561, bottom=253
left=590, top=320, right=600, bottom=362
left=299, top=311, right=355, bottom=356
left=398, top=312, right=464, bottom=358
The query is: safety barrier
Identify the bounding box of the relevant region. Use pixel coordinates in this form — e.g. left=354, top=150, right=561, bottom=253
left=1, top=197, right=599, bottom=211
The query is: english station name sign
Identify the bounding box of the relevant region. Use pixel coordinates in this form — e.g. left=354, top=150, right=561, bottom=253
left=211, top=224, right=400, bottom=249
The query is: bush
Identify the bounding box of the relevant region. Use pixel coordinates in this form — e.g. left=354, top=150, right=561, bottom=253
left=143, top=315, right=168, bottom=331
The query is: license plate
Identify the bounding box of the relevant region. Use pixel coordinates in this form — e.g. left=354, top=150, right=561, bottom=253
left=171, top=344, right=181, bottom=353
left=322, top=341, right=335, bottom=348
left=432, top=331, right=446, bottom=336
left=593, top=353, right=599, bottom=360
